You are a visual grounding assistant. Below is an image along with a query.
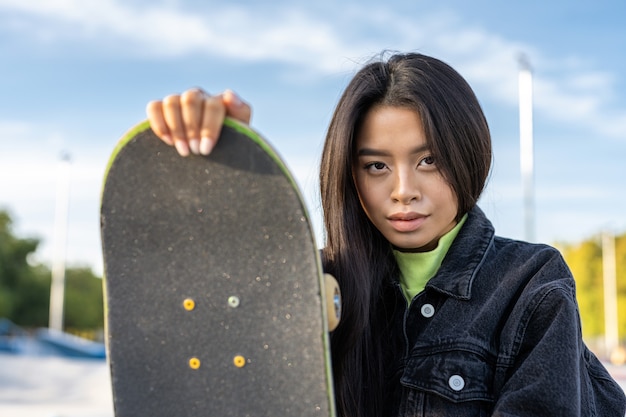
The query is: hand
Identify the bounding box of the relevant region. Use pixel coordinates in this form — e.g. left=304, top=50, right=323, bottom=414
left=146, top=89, right=252, bottom=157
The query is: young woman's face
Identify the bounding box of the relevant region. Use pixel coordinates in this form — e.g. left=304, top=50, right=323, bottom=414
left=353, top=105, right=459, bottom=252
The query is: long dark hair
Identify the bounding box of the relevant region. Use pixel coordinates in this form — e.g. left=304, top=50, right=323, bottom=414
left=319, top=52, right=492, bottom=417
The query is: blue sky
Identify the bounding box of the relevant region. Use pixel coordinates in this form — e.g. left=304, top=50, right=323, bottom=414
left=1, top=0, right=625, bottom=275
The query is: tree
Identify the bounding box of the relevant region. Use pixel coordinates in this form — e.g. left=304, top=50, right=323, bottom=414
left=64, top=267, right=104, bottom=331
left=560, top=232, right=626, bottom=342
left=0, top=210, right=49, bottom=325
left=0, top=209, right=104, bottom=331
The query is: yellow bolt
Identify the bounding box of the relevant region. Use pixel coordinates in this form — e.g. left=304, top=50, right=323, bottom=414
left=233, top=355, right=246, bottom=368
left=189, top=357, right=201, bottom=369
left=183, top=298, right=195, bottom=311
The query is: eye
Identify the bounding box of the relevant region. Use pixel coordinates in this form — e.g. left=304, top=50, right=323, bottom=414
left=364, top=161, right=388, bottom=173
left=418, top=155, right=435, bottom=167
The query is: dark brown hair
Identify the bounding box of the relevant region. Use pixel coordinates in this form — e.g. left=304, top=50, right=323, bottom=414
left=319, top=52, right=492, bottom=417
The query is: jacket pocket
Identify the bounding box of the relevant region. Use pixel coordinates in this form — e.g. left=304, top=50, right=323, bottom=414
left=400, top=344, right=496, bottom=404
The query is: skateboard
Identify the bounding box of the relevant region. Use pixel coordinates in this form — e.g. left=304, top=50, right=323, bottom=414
left=100, top=118, right=340, bottom=417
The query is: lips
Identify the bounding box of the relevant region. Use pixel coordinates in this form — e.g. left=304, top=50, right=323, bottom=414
left=387, top=212, right=427, bottom=232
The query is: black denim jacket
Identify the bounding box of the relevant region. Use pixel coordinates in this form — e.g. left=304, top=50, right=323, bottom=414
left=382, top=206, right=626, bottom=416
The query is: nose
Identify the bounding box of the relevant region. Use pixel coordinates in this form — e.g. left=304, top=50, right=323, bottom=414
left=390, top=167, right=420, bottom=204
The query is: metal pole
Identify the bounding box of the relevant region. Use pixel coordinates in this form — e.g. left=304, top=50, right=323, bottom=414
left=49, top=152, right=71, bottom=332
left=518, top=54, right=535, bottom=242
left=602, top=231, right=619, bottom=360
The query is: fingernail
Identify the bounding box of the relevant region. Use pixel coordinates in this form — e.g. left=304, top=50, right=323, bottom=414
left=174, top=140, right=190, bottom=157
left=162, top=135, right=173, bottom=146
left=227, top=90, right=242, bottom=107
left=200, top=137, right=214, bottom=155
left=189, top=138, right=200, bottom=155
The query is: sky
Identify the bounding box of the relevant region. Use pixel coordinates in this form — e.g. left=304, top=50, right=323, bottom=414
left=0, top=0, right=625, bottom=276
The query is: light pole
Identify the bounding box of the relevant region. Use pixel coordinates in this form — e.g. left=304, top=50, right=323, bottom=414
left=49, top=152, right=71, bottom=332
left=602, top=231, right=619, bottom=361
left=518, top=54, right=535, bottom=243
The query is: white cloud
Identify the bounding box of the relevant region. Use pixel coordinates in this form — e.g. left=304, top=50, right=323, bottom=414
left=0, top=0, right=352, bottom=71
left=1, top=0, right=625, bottom=269
left=2, top=0, right=624, bottom=141
left=0, top=121, right=109, bottom=273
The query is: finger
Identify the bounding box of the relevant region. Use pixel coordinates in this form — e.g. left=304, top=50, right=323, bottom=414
left=180, top=88, right=207, bottom=155
left=146, top=100, right=173, bottom=146
left=199, top=95, right=227, bottom=155
left=162, top=94, right=190, bottom=157
left=222, top=89, right=252, bottom=125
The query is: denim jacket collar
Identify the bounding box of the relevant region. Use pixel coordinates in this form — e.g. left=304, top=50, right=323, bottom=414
left=425, top=206, right=495, bottom=301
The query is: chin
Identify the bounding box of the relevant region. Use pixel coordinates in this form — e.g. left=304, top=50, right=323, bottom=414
left=390, top=236, right=436, bottom=252
left=390, top=240, right=425, bottom=252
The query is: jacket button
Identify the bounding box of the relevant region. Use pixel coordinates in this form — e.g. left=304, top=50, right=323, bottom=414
left=448, top=375, right=465, bottom=391
left=420, top=303, right=435, bottom=318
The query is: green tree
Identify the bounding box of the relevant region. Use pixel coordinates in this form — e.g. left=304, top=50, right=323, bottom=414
left=0, top=209, right=104, bottom=332
left=0, top=210, right=48, bottom=325
left=613, top=234, right=626, bottom=341
left=12, top=264, right=51, bottom=327
left=560, top=232, right=626, bottom=342
left=64, top=267, right=104, bottom=331
left=562, top=238, right=604, bottom=338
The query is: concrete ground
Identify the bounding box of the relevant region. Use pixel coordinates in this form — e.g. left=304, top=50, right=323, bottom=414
left=0, top=352, right=624, bottom=417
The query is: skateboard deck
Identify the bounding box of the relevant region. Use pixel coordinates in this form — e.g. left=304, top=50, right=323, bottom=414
left=100, top=119, right=337, bottom=417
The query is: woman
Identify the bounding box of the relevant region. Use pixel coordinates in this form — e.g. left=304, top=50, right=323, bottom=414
left=146, top=52, right=626, bottom=416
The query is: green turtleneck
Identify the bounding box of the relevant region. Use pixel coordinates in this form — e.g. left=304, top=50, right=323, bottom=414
left=393, top=214, right=467, bottom=303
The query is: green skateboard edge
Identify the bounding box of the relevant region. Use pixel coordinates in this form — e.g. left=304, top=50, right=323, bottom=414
left=100, top=118, right=337, bottom=416
left=101, top=118, right=301, bottom=200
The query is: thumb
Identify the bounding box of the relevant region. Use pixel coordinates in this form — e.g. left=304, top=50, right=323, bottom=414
left=222, top=90, right=252, bottom=125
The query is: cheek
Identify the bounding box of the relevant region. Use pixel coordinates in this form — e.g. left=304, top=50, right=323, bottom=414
left=353, top=177, right=377, bottom=219
left=353, top=179, right=369, bottom=212
left=436, top=184, right=459, bottom=216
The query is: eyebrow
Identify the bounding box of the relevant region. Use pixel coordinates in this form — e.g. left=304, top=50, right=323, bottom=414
left=356, top=145, right=429, bottom=157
